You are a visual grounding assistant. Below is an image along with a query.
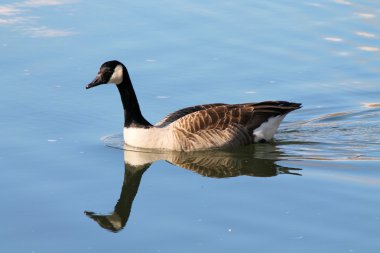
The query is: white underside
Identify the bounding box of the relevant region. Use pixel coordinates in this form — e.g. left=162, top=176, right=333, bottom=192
left=253, top=115, right=286, bottom=142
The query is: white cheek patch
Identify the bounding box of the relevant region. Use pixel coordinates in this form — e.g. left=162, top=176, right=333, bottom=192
left=108, top=64, right=123, bottom=84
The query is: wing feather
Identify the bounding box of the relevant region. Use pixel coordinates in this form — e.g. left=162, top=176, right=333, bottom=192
left=170, top=102, right=301, bottom=151
left=155, top=103, right=226, bottom=127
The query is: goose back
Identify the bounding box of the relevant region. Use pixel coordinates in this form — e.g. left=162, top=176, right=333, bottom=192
left=155, top=103, right=226, bottom=127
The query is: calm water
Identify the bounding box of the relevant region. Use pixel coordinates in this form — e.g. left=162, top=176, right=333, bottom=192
left=1, top=0, right=380, bottom=252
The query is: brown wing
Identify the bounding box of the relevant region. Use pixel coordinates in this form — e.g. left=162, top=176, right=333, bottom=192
left=171, top=101, right=301, bottom=151
left=155, top=103, right=226, bottom=127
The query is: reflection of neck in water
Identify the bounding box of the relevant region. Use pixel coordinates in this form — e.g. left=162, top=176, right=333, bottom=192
left=85, top=146, right=301, bottom=232
left=85, top=161, right=149, bottom=233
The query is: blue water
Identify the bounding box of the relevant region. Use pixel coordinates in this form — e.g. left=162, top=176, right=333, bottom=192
left=1, top=0, right=380, bottom=252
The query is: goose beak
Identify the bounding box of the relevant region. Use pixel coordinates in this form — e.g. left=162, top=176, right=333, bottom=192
left=86, top=74, right=105, bottom=89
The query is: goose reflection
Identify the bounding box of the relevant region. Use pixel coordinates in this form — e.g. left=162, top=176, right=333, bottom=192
left=85, top=145, right=301, bottom=232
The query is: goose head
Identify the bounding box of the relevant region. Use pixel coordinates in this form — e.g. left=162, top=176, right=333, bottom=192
left=86, top=60, right=124, bottom=89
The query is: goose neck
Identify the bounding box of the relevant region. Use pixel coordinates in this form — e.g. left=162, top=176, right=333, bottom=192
left=116, top=69, right=152, bottom=128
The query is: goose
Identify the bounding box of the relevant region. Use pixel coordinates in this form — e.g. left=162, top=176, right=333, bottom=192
left=86, top=60, right=301, bottom=151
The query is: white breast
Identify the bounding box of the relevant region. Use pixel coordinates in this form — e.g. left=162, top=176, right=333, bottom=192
left=123, top=126, right=175, bottom=150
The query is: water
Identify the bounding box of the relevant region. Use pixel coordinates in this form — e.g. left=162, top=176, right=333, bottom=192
left=1, top=0, right=380, bottom=252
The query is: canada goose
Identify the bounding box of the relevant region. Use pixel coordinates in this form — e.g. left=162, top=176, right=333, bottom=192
left=86, top=60, right=301, bottom=151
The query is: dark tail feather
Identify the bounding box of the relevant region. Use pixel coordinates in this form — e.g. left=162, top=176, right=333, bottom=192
left=250, top=101, right=302, bottom=114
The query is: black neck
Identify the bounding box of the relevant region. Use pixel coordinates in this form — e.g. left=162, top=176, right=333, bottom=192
left=116, top=67, right=152, bottom=128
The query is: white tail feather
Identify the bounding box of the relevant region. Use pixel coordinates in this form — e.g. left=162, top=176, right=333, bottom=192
left=253, top=115, right=285, bottom=142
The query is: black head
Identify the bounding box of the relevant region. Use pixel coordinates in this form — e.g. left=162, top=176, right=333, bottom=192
left=86, top=60, right=125, bottom=89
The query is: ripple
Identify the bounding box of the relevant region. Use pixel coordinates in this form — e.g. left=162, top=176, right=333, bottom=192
left=355, top=31, right=376, bottom=38
left=278, top=107, right=380, bottom=161
left=0, top=0, right=77, bottom=37
left=334, top=0, right=352, bottom=5
left=358, top=46, right=380, bottom=52
left=101, top=133, right=124, bottom=150
left=0, top=5, right=22, bottom=16
left=362, top=102, right=380, bottom=108
left=324, top=37, right=344, bottom=42
left=356, top=12, right=376, bottom=19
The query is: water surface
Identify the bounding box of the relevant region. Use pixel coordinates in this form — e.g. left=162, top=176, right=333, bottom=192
left=1, top=0, right=380, bottom=252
